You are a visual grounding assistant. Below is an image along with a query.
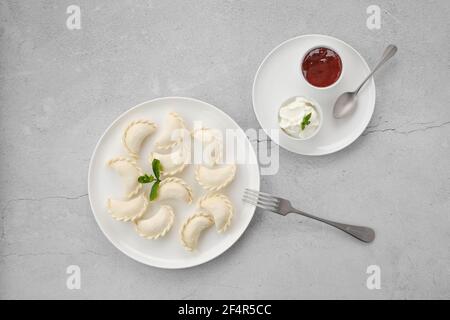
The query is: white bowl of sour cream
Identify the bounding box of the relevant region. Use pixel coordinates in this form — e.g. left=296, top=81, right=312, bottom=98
left=278, top=96, right=322, bottom=140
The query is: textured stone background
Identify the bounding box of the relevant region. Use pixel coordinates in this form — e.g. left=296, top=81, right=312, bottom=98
left=0, top=0, right=449, bottom=299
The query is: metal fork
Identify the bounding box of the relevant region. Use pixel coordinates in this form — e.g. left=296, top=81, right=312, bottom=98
left=243, top=188, right=375, bottom=243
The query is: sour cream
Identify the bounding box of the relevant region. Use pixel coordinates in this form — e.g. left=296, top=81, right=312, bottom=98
left=278, top=96, right=321, bottom=139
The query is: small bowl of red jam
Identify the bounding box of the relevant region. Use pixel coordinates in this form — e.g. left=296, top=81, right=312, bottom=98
left=301, top=46, right=343, bottom=89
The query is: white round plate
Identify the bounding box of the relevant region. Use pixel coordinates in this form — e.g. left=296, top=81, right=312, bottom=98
left=88, top=97, right=260, bottom=269
left=253, top=34, right=376, bottom=155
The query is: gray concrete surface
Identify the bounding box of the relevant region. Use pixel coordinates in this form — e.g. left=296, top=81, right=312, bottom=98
left=1, top=0, right=449, bottom=299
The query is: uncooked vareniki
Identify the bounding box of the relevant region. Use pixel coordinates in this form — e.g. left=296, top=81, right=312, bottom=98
left=192, top=127, right=222, bottom=167
left=195, top=164, right=236, bottom=191
left=134, top=205, right=174, bottom=239
left=107, top=194, right=148, bottom=222
left=122, top=120, right=157, bottom=157
left=158, top=177, right=193, bottom=203
left=155, top=112, right=186, bottom=150
left=180, top=211, right=214, bottom=251
left=108, top=157, right=143, bottom=198
left=198, top=193, right=233, bottom=233
left=149, top=143, right=190, bottom=177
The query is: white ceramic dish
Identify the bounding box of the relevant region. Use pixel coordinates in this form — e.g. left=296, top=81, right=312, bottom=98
left=253, top=34, right=376, bottom=156
left=300, top=45, right=344, bottom=90
left=278, top=96, right=323, bottom=141
left=88, top=97, right=260, bottom=269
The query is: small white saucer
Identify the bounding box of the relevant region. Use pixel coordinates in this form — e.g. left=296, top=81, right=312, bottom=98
left=252, top=34, right=376, bottom=156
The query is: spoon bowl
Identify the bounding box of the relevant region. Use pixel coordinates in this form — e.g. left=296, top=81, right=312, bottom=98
left=333, top=92, right=358, bottom=118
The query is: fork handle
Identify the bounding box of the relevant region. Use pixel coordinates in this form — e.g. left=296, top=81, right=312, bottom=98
left=290, top=209, right=375, bottom=243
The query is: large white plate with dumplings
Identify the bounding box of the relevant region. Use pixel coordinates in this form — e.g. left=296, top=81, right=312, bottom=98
left=88, top=97, right=260, bottom=269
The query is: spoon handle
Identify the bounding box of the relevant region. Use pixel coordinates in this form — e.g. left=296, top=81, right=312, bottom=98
left=356, top=44, right=398, bottom=94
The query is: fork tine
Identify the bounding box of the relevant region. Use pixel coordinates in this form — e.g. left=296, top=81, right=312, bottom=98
left=244, top=194, right=279, bottom=208
left=244, top=190, right=280, bottom=204
left=242, top=199, right=277, bottom=212
left=242, top=196, right=278, bottom=211
left=243, top=192, right=279, bottom=207
left=242, top=197, right=268, bottom=209
left=245, top=188, right=279, bottom=202
left=245, top=188, right=277, bottom=198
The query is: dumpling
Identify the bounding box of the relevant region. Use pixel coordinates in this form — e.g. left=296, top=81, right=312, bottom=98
left=155, top=112, right=186, bottom=150
left=122, top=120, right=157, bottom=157
left=134, top=205, right=174, bottom=239
left=108, top=157, right=143, bottom=198
left=180, top=211, right=214, bottom=251
left=192, top=127, right=222, bottom=144
left=158, top=177, right=193, bottom=203
left=192, top=128, right=222, bottom=167
left=195, top=164, right=236, bottom=191
left=149, top=142, right=190, bottom=177
left=107, top=194, right=148, bottom=222
left=198, top=193, right=233, bottom=233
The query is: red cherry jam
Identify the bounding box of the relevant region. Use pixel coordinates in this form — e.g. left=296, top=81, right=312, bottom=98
left=301, top=47, right=342, bottom=88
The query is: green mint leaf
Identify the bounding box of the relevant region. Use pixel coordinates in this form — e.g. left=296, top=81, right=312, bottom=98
left=138, top=174, right=154, bottom=184
left=305, top=113, right=312, bottom=121
left=149, top=181, right=160, bottom=201
left=137, top=176, right=146, bottom=183
left=152, top=159, right=162, bottom=180
left=300, top=113, right=312, bottom=131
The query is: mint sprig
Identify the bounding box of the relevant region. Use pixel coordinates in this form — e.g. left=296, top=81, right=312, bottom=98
left=150, top=181, right=160, bottom=201
left=300, top=113, right=312, bottom=131
left=152, top=158, right=161, bottom=181
left=137, top=159, right=163, bottom=201
left=138, top=174, right=154, bottom=184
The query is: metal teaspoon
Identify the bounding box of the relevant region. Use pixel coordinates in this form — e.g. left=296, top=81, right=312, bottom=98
left=333, top=44, right=398, bottom=119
